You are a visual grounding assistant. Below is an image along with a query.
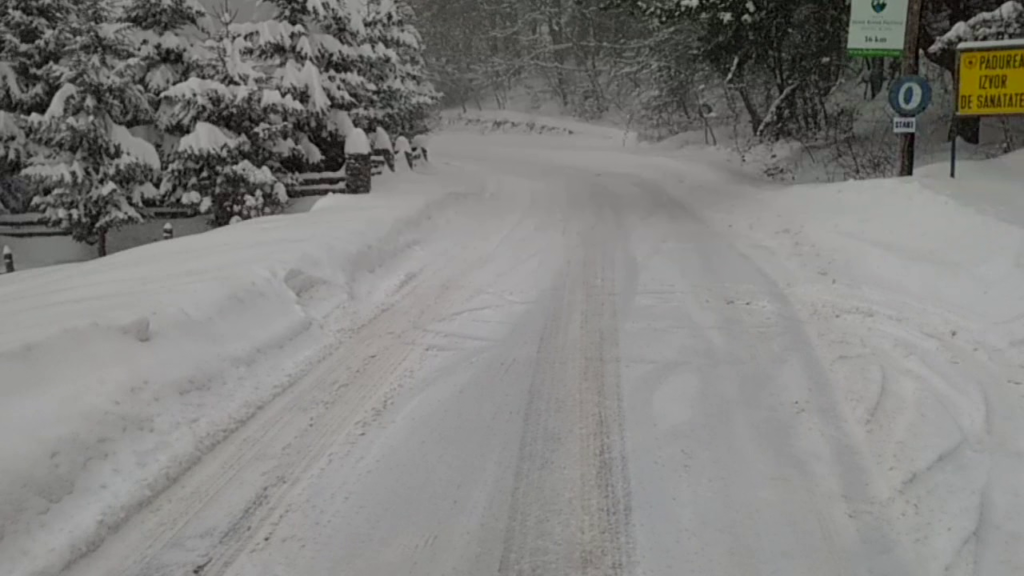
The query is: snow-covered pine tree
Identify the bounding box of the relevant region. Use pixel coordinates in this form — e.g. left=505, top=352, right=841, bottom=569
left=0, top=0, right=74, bottom=204
left=157, top=13, right=298, bottom=226
left=20, top=0, right=160, bottom=256
left=317, top=0, right=383, bottom=166
left=229, top=0, right=341, bottom=172
left=0, top=0, right=73, bottom=116
left=363, top=0, right=438, bottom=136
left=121, top=0, right=210, bottom=132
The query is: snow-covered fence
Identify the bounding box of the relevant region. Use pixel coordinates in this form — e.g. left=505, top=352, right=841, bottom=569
left=146, top=206, right=198, bottom=220
left=290, top=170, right=347, bottom=197
left=3, top=245, right=13, bottom=273
left=0, top=213, right=68, bottom=238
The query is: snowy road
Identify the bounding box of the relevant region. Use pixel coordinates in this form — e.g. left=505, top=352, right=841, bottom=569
left=58, top=137, right=967, bottom=576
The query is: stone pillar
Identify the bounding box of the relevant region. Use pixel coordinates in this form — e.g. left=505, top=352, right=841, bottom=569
left=346, top=153, right=372, bottom=194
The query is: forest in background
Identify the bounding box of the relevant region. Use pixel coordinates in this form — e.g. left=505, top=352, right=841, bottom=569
left=412, top=0, right=1024, bottom=179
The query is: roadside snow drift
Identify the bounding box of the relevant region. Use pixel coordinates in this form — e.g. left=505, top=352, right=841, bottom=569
left=708, top=157, right=1024, bottom=575
left=0, top=170, right=475, bottom=576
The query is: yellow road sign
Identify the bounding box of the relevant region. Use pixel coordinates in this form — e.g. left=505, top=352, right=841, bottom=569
left=958, top=48, right=1024, bottom=116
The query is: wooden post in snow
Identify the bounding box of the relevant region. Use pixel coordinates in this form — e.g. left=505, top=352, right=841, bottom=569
left=162, top=222, right=174, bottom=240
left=898, top=0, right=925, bottom=177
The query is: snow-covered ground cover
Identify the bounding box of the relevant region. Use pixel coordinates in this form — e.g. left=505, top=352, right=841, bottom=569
left=0, top=169, right=476, bottom=576
left=701, top=151, right=1024, bottom=574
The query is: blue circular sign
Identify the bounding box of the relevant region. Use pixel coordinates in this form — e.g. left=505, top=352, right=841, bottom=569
left=889, top=76, right=932, bottom=117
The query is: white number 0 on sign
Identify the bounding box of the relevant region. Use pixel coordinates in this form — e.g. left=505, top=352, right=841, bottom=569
left=889, top=76, right=933, bottom=117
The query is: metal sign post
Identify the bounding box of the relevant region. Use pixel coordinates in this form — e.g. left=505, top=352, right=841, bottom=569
left=952, top=39, right=1024, bottom=178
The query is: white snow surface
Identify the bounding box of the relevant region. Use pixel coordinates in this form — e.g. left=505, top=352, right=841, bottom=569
left=0, top=170, right=468, bottom=576
left=3, top=127, right=1024, bottom=576
left=372, top=126, right=393, bottom=151
left=344, top=127, right=371, bottom=154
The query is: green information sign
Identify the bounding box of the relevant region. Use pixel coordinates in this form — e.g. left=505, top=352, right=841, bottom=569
left=847, top=0, right=909, bottom=58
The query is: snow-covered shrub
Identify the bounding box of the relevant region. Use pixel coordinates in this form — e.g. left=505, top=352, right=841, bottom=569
left=161, top=120, right=287, bottom=226
left=20, top=0, right=160, bottom=256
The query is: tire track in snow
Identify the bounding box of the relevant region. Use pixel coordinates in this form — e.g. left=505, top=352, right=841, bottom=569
left=498, top=190, right=634, bottom=576
left=63, top=188, right=535, bottom=576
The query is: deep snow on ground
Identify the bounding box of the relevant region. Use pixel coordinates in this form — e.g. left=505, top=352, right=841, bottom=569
left=2, top=124, right=1023, bottom=576
left=0, top=170, right=477, bottom=575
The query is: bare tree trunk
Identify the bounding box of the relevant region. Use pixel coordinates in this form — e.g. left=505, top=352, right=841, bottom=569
left=97, top=230, right=108, bottom=258
left=736, top=86, right=763, bottom=134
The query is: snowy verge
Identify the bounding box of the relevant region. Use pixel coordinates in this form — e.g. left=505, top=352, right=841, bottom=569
left=0, top=170, right=478, bottom=576
left=704, top=162, right=1024, bottom=573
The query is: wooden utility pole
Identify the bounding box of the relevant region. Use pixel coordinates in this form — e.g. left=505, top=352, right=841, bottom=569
left=898, top=0, right=925, bottom=176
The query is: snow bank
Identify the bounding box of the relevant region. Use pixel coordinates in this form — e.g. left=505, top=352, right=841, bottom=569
left=707, top=156, right=1024, bottom=574
left=0, top=170, right=467, bottom=576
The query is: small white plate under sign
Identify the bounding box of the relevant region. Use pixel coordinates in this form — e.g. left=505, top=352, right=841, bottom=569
left=893, top=117, right=917, bottom=134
